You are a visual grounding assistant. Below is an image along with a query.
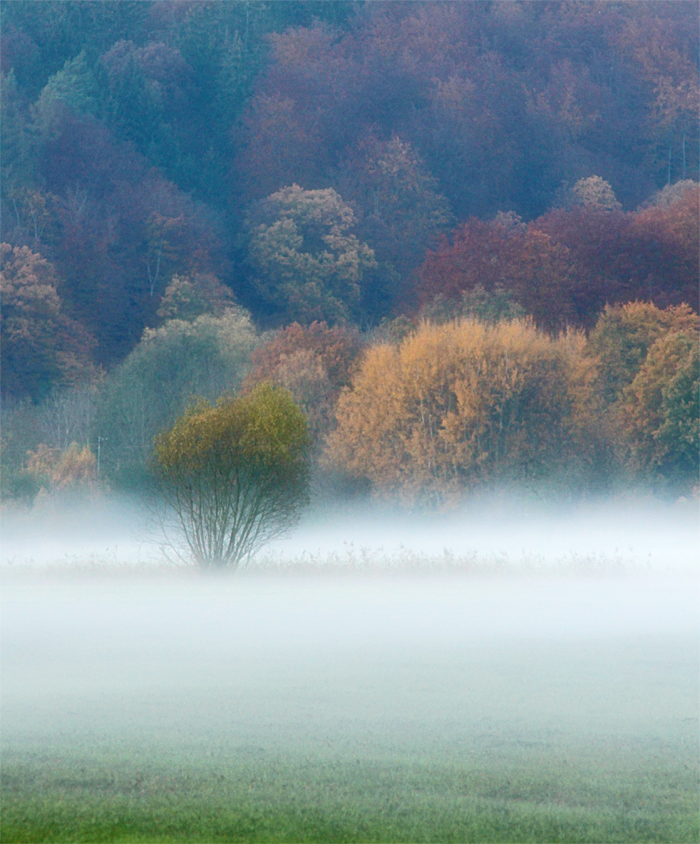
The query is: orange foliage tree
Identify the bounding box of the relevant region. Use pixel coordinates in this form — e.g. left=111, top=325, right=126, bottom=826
left=326, top=319, right=594, bottom=506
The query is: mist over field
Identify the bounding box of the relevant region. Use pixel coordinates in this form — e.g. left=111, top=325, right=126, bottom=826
left=2, top=494, right=698, bottom=842
left=3, top=569, right=697, bottom=747
left=2, top=492, right=698, bottom=573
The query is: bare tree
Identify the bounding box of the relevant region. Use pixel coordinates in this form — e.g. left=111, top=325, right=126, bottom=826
left=39, top=383, right=98, bottom=451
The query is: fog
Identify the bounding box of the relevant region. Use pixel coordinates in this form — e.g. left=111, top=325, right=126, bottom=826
left=2, top=574, right=697, bottom=783
left=1, top=493, right=698, bottom=573
left=1, top=495, right=698, bottom=778
left=267, top=496, right=699, bottom=574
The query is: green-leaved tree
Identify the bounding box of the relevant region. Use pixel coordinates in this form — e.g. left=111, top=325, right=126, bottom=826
left=248, top=184, right=376, bottom=324
left=96, top=308, right=257, bottom=485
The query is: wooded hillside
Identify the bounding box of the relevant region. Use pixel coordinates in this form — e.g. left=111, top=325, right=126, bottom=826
left=2, top=1, right=698, bottom=501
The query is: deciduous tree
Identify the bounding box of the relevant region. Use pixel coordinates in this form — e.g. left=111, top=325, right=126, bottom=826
left=337, top=133, right=452, bottom=280
left=153, top=383, right=310, bottom=568
left=417, top=217, right=575, bottom=331
left=619, top=330, right=699, bottom=490
left=96, top=308, right=257, bottom=480
left=587, top=301, right=699, bottom=404
left=156, top=272, right=236, bottom=323
left=536, top=184, right=699, bottom=319
left=0, top=243, right=97, bottom=400
left=24, top=441, right=98, bottom=497
left=247, top=185, right=376, bottom=324
left=569, top=176, right=622, bottom=211
left=244, top=321, right=362, bottom=448
left=326, top=319, right=586, bottom=506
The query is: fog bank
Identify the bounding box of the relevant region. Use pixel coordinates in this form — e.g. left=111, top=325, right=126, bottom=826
left=2, top=572, right=697, bottom=764
left=1, top=493, right=698, bottom=574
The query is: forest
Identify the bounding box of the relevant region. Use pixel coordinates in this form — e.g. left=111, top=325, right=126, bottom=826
left=1, top=0, right=698, bottom=504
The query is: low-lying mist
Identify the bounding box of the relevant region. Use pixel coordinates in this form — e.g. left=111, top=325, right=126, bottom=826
left=1, top=491, right=697, bottom=573
left=268, top=495, right=699, bottom=574
left=3, top=567, right=697, bottom=758
left=2, top=491, right=697, bottom=843
left=2, top=495, right=697, bottom=721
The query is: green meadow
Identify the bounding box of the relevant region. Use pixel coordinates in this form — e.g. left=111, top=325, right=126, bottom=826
left=2, top=733, right=697, bottom=843
left=2, top=570, right=698, bottom=843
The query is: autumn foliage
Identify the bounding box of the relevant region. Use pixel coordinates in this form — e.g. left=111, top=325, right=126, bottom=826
left=620, top=331, right=699, bottom=485
left=587, top=301, right=699, bottom=403
left=1, top=244, right=97, bottom=400
left=24, top=441, right=98, bottom=495
left=588, top=302, right=700, bottom=489
left=418, top=217, right=576, bottom=331
left=418, top=183, right=699, bottom=331
left=244, top=321, right=362, bottom=447
left=2, top=3, right=698, bottom=503
left=326, top=304, right=699, bottom=502
left=326, top=319, right=592, bottom=506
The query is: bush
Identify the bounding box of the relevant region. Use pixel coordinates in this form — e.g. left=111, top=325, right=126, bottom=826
left=153, top=383, right=310, bottom=568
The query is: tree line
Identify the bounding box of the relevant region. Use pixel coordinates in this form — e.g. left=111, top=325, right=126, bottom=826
left=3, top=300, right=697, bottom=504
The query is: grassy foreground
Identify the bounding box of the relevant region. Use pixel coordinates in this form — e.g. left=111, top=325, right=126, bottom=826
left=2, top=742, right=697, bottom=843
left=3, top=569, right=697, bottom=842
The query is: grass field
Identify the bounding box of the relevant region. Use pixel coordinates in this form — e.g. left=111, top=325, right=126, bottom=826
left=2, top=569, right=698, bottom=843
left=3, top=728, right=699, bottom=844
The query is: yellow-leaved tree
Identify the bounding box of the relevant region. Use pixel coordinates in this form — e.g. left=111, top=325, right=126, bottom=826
left=153, top=383, right=310, bottom=569
left=325, top=319, right=596, bottom=506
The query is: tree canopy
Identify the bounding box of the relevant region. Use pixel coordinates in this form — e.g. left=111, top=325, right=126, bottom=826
left=1, top=1, right=697, bottom=504
left=247, top=185, right=376, bottom=324
left=3, top=1, right=698, bottom=387
left=96, top=308, right=257, bottom=480
left=620, top=330, right=699, bottom=488
left=0, top=243, right=97, bottom=400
